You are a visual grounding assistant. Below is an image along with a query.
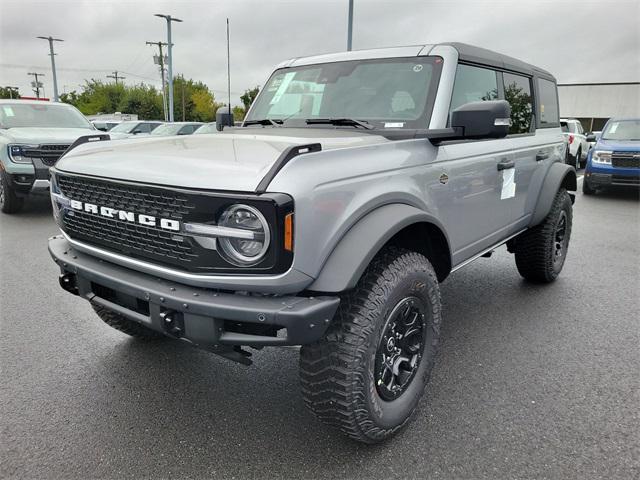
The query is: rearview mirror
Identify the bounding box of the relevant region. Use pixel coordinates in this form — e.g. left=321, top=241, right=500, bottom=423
left=216, top=107, right=234, bottom=131
left=451, top=100, right=511, bottom=140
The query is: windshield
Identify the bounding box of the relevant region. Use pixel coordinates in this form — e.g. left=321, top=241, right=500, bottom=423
left=0, top=102, right=92, bottom=129
left=151, top=123, right=186, bottom=136
left=246, top=57, right=442, bottom=129
left=194, top=123, right=217, bottom=134
left=109, top=122, right=139, bottom=133
left=601, top=120, right=640, bottom=141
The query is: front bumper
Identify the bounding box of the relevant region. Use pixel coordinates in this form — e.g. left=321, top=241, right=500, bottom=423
left=585, top=165, right=640, bottom=188
left=49, top=236, right=339, bottom=363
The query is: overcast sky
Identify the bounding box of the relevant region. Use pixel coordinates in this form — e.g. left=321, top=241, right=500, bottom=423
left=1, top=0, right=638, bottom=104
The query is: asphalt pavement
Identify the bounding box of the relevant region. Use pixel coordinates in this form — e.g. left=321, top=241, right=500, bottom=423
left=1, top=180, right=638, bottom=479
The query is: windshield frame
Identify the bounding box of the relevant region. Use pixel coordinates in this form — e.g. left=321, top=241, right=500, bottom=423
left=0, top=102, right=93, bottom=130
left=601, top=119, right=640, bottom=141
left=244, top=56, right=443, bottom=131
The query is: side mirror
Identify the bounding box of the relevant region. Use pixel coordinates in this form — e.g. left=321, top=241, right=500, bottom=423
left=216, top=108, right=234, bottom=131
left=586, top=134, right=596, bottom=142
left=451, top=100, right=511, bottom=140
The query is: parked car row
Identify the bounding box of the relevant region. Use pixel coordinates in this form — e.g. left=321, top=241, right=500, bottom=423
left=92, top=119, right=217, bottom=137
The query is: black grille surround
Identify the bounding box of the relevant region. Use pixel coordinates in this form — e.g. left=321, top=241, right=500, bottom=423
left=23, top=144, right=71, bottom=166
left=52, top=171, right=294, bottom=275
left=611, top=152, right=640, bottom=169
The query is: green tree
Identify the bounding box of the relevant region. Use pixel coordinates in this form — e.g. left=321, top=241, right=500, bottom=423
left=0, top=86, right=21, bottom=99
left=118, top=84, right=164, bottom=120
left=504, top=83, right=532, bottom=134
left=173, top=76, right=223, bottom=122
left=240, top=86, right=260, bottom=111
left=232, top=105, right=246, bottom=121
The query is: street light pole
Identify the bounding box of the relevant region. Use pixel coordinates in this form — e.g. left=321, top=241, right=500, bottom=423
left=37, top=36, right=63, bottom=102
left=155, top=14, right=182, bottom=122
left=347, top=0, right=354, bottom=51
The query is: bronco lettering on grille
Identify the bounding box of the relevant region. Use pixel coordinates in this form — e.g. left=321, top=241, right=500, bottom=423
left=69, top=199, right=180, bottom=231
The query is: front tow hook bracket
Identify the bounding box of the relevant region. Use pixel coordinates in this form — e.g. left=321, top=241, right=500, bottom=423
left=59, top=273, right=79, bottom=295
left=160, top=310, right=185, bottom=337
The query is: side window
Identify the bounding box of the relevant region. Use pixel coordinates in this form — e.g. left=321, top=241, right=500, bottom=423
left=537, top=78, right=559, bottom=126
left=149, top=123, right=161, bottom=132
left=450, top=64, right=498, bottom=114
left=503, top=72, right=533, bottom=134
left=133, top=123, right=151, bottom=134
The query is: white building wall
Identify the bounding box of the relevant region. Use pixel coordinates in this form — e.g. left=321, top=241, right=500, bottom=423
left=558, top=83, right=640, bottom=118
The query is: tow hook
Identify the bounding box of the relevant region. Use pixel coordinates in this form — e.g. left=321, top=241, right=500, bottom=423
left=160, top=310, right=185, bottom=337
left=59, top=273, right=78, bottom=295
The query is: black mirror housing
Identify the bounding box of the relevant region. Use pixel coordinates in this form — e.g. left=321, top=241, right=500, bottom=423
left=216, top=108, right=235, bottom=131
left=451, top=100, right=511, bottom=140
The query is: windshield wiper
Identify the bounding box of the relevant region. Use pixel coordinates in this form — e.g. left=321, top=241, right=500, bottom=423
left=243, top=118, right=283, bottom=127
left=305, top=118, right=373, bottom=130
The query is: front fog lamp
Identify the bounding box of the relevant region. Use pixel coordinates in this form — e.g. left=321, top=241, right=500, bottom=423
left=592, top=150, right=612, bottom=164
left=218, top=204, right=270, bottom=265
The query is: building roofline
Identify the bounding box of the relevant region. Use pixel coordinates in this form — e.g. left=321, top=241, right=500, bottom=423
left=557, top=82, right=640, bottom=86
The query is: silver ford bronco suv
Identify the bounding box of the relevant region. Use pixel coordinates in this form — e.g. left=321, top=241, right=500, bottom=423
left=48, top=43, right=576, bottom=443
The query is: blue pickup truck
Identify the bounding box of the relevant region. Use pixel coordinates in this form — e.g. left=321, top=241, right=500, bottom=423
left=583, top=118, right=640, bottom=194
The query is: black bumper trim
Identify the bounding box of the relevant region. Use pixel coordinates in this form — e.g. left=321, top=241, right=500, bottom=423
left=49, top=236, right=339, bottom=352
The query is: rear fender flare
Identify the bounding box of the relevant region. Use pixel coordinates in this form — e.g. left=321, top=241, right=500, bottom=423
left=530, top=162, right=577, bottom=226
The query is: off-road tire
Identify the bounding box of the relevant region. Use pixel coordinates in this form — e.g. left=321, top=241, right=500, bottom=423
left=513, top=188, right=572, bottom=283
left=300, top=247, right=441, bottom=444
left=0, top=170, right=24, bottom=214
left=582, top=178, right=596, bottom=195
left=92, top=303, right=165, bottom=340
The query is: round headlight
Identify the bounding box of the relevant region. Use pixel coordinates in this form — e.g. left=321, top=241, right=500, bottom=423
left=218, top=204, right=270, bottom=266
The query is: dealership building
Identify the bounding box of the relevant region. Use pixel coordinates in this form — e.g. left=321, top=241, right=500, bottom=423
left=558, top=82, right=640, bottom=132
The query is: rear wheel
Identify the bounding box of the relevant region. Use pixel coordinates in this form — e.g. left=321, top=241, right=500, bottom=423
left=0, top=171, right=24, bottom=214
left=512, top=188, right=572, bottom=283
left=92, top=303, right=164, bottom=340
left=300, top=247, right=441, bottom=443
left=571, top=148, right=581, bottom=169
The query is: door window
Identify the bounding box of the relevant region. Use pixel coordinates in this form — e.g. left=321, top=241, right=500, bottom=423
left=503, top=72, right=533, bottom=134
left=537, top=78, right=559, bottom=126
left=449, top=64, right=498, bottom=114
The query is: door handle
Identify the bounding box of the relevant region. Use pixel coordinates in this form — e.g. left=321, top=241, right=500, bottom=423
left=497, top=159, right=515, bottom=171
left=536, top=151, right=549, bottom=161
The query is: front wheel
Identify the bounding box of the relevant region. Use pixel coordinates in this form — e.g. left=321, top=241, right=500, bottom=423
left=300, top=247, right=442, bottom=443
left=0, top=170, right=24, bottom=214
left=512, top=188, right=573, bottom=283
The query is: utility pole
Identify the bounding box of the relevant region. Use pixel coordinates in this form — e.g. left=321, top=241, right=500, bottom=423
left=155, top=14, right=182, bottom=122
left=106, top=71, right=125, bottom=84
left=146, top=41, right=168, bottom=121
left=347, top=0, right=354, bottom=51
left=27, top=72, right=45, bottom=99
left=4, top=86, right=19, bottom=99
left=36, top=36, right=63, bottom=101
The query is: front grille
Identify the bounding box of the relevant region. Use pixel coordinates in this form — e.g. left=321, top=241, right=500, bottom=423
left=23, top=144, right=71, bottom=166
left=54, top=173, right=288, bottom=274
left=611, top=175, right=640, bottom=185
left=611, top=152, right=640, bottom=169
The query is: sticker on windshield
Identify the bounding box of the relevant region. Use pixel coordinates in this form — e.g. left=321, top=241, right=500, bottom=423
left=270, top=72, right=295, bottom=105
left=413, top=65, right=423, bottom=72
left=3, top=106, right=15, bottom=117
left=385, top=122, right=404, bottom=128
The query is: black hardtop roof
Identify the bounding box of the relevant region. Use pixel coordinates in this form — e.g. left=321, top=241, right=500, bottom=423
left=442, top=42, right=556, bottom=82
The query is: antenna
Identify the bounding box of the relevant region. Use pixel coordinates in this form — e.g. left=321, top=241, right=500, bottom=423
left=227, top=18, right=231, bottom=115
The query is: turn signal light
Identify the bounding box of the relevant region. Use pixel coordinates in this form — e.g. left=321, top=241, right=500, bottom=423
left=284, top=213, right=293, bottom=252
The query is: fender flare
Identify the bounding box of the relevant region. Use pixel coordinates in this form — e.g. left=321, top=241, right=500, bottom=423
left=307, top=203, right=451, bottom=293
left=530, top=162, right=577, bottom=227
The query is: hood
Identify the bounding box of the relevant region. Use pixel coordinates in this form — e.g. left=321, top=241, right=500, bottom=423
left=595, top=138, right=640, bottom=152
left=0, top=127, right=96, bottom=144
left=55, top=128, right=389, bottom=191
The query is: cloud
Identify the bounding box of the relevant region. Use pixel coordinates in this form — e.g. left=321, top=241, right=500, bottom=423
left=1, top=0, right=638, bottom=105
